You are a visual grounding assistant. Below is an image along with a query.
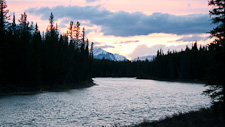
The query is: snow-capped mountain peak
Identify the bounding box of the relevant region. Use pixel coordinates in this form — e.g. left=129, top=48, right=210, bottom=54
left=93, top=48, right=108, bottom=56
left=93, top=48, right=128, bottom=61
left=114, top=54, right=128, bottom=61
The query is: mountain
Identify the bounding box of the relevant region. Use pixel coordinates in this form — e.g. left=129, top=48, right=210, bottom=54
left=114, top=53, right=128, bottom=61
left=133, top=55, right=154, bottom=61
left=93, top=48, right=128, bottom=61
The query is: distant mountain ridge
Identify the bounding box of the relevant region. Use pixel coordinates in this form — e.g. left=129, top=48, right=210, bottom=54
left=93, top=48, right=128, bottom=61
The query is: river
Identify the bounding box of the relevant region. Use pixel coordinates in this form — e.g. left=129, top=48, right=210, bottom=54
left=0, top=78, right=211, bottom=126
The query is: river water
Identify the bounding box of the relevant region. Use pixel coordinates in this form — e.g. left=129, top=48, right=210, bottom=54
left=0, top=78, right=211, bottom=126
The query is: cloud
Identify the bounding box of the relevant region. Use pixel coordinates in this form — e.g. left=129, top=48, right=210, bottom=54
left=127, top=44, right=193, bottom=59
left=26, top=5, right=214, bottom=36
left=188, top=3, right=191, bottom=8
left=175, top=35, right=209, bottom=42
left=58, top=18, right=71, bottom=28
left=119, top=40, right=139, bottom=44
left=95, top=44, right=115, bottom=49
left=86, top=0, right=98, bottom=3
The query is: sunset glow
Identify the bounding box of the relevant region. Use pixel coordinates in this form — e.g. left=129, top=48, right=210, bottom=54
left=7, top=0, right=213, bottom=59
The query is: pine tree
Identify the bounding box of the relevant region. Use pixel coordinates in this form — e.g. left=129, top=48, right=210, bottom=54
left=17, top=12, right=33, bottom=85
left=4, top=12, right=17, bottom=84
left=209, top=0, right=225, bottom=44
left=0, top=0, right=9, bottom=85
left=43, top=12, right=59, bottom=86
left=75, top=21, right=80, bottom=41
left=205, top=0, right=225, bottom=115
left=0, top=0, right=9, bottom=37
left=67, top=21, right=73, bottom=40
left=30, top=23, right=42, bottom=87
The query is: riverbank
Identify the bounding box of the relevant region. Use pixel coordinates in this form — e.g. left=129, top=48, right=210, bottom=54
left=0, top=80, right=95, bottom=96
left=136, top=76, right=206, bottom=84
left=123, top=107, right=224, bottom=127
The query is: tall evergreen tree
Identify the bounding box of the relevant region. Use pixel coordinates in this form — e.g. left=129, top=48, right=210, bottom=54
left=17, top=12, right=33, bottom=85
left=0, top=0, right=9, bottom=37
left=30, top=23, right=42, bottom=86
left=0, top=0, right=9, bottom=85
left=43, top=12, right=59, bottom=86
left=204, top=0, right=225, bottom=115
left=209, top=0, right=225, bottom=44
left=67, top=21, right=73, bottom=40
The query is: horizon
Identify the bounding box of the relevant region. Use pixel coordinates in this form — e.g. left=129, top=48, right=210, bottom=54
left=7, top=0, right=214, bottom=59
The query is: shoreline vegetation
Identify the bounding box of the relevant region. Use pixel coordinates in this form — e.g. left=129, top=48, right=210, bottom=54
left=123, top=107, right=225, bottom=127
left=0, top=80, right=95, bottom=96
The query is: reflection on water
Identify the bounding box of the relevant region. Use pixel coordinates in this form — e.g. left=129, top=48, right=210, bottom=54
left=0, top=78, right=211, bottom=126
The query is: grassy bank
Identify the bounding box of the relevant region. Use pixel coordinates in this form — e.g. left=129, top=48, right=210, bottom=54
left=117, top=107, right=224, bottom=127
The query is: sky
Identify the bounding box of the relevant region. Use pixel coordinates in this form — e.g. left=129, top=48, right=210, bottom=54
left=6, top=0, right=214, bottom=59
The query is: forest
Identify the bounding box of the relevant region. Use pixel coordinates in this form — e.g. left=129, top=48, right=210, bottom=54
left=0, top=1, right=93, bottom=92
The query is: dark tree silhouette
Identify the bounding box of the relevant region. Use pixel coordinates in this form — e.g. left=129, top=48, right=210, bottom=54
left=0, top=0, right=9, bottom=88
left=0, top=3, right=93, bottom=93
left=204, top=0, right=225, bottom=114
left=209, top=0, right=225, bottom=43
left=0, top=0, right=9, bottom=37
left=43, top=12, right=59, bottom=86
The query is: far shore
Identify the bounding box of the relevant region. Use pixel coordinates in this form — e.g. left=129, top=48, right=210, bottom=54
left=136, top=76, right=206, bottom=84
left=94, top=76, right=206, bottom=84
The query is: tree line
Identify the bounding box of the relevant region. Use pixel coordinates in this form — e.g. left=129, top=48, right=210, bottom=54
left=93, top=42, right=209, bottom=82
left=0, top=0, right=93, bottom=92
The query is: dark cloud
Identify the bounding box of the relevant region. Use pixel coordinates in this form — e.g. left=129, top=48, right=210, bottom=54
left=119, top=40, right=139, bottom=44
left=26, top=5, right=214, bottom=36
left=175, top=35, right=209, bottom=42
left=95, top=44, right=115, bottom=49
